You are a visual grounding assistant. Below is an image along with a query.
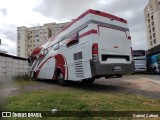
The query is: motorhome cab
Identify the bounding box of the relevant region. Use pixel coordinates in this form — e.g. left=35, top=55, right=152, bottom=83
left=30, top=9, right=134, bottom=85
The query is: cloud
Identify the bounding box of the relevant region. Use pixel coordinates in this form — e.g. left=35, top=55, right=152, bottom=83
left=33, top=0, right=112, bottom=22
left=0, top=0, right=150, bottom=56
left=0, top=8, right=7, bottom=17
left=0, top=0, right=55, bottom=55
left=0, top=24, right=18, bottom=55
left=34, top=0, right=149, bottom=50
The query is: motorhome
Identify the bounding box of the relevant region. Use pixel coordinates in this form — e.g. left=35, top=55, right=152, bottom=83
left=30, top=9, right=134, bottom=85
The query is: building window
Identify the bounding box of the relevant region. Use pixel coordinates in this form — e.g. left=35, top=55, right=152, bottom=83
left=18, top=36, right=20, bottom=39
left=36, top=35, right=39, bottom=37
left=154, top=39, right=156, bottom=44
left=148, top=24, right=151, bottom=29
left=152, top=27, right=155, bottom=32
left=150, top=36, right=152, bottom=40
left=151, top=15, right=153, bottom=20
left=147, top=13, right=149, bottom=18
left=150, top=41, right=152, bottom=46
left=148, top=19, right=150, bottom=23
left=152, top=21, right=154, bottom=26
left=153, top=33, right=156, bottom=38
left=37, top=39, right=39, bottom=42
left=149, top=30, right=151, bottom=34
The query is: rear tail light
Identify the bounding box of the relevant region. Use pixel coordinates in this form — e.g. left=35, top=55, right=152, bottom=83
left=92, top=43, right=99, bottom=61
left=128, top=36, right=131, bottom=40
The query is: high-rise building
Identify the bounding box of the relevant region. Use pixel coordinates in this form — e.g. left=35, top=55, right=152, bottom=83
left=17, top=22, right=70, bottom=58
left=144, top=0, right=160, bottom=49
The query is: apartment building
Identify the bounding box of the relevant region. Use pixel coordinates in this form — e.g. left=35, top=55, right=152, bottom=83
left=144, top=0, right=160, bottom=49
left=17, top=22, right=70, bottom=58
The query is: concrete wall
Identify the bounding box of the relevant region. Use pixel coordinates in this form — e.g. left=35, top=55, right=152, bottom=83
left=0, top=55, right=29, bottom=82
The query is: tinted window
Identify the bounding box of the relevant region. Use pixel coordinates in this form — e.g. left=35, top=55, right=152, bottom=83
left=133, top=50, right=146, bottom=57
left=66, top=33, right=79, bottom=47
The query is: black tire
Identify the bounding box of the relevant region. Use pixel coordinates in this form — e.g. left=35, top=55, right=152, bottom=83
left=149, top=67, right=154, bottom=74
left=117, top=75, right=123, bottom=78
left=105, top=76, right=109, bottom=79
left=82, top=78, right=95, bottom=84
left=57, top=72, right=67, bottom=86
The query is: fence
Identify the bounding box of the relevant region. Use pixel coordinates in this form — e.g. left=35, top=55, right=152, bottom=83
left=0, top=53, right=30, bottom=82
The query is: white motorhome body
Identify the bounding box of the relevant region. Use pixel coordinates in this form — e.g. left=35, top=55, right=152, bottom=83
left=30, top=9, right=134, bottom=85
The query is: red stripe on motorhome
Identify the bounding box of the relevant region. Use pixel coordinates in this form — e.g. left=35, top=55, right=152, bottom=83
left=35, top=56, right=54, bottom=78
left=35, top=54, right=68, bottom=80
left=79, top=30, right=97, bottom=38
left=50, top=9, right=127, bottom=41
left=55, top=54, right=66, bottom=79
left=31, top=47, right=42, bottom=57
left=89, top=10, right=127, bottom=23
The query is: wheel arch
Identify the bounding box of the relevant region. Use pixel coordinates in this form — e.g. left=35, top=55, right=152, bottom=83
left=54, top=54, right=68, bottom=80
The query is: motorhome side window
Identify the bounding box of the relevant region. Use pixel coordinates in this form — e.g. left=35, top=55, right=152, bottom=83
left=66, top=33, right=79, bottom=47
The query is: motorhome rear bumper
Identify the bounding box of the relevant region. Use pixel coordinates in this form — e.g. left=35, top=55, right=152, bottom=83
left=90, top=60, right=135, bottom=78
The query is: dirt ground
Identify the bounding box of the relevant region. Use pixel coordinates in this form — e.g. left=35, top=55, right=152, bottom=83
left=94, top=74, right=160, bottom=98
left=0, top=74, right=160, bottom=99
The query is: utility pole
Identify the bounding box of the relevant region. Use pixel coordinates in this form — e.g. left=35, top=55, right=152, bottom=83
left=0, top=34, right=7, bottom=54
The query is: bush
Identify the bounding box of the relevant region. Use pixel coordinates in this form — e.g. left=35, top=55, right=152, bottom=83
left=13, top=74, right=33, bottom=81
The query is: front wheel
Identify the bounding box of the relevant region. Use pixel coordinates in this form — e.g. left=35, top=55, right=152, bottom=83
left=82, top=78, right=95, bottom=84
left=57, top=72, right=67, bottom=86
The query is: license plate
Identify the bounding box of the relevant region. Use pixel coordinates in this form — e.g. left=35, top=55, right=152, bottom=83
left=114, top=66, right=122, bottom=71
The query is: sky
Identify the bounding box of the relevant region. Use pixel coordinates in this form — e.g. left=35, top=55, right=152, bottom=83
left=0, top=0, right=149, bottom=56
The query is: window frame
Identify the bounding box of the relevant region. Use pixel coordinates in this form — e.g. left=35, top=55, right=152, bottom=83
left=66, top=32, right=79, bottom=48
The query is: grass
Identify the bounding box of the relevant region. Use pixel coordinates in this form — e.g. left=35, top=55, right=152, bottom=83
left=3, top=80, right=160, bottom=120
left=5, top=90, right=160, bottom=111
